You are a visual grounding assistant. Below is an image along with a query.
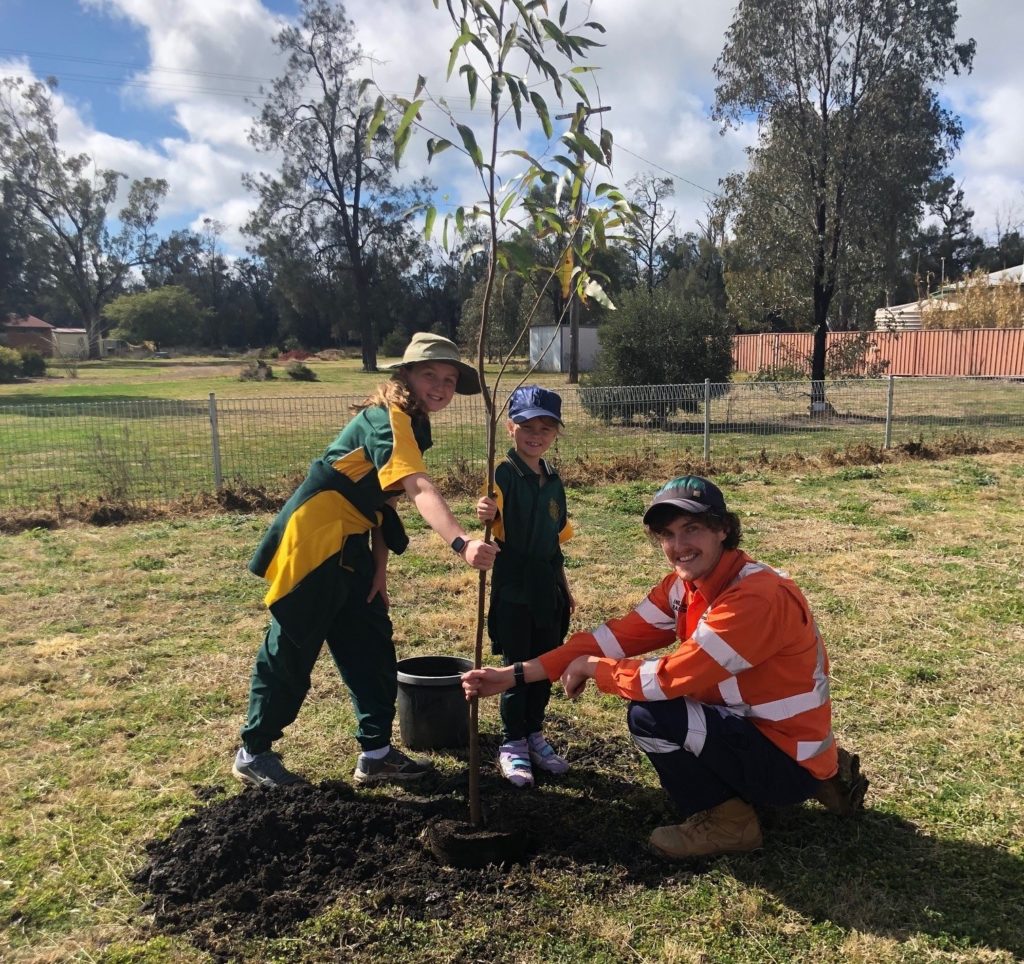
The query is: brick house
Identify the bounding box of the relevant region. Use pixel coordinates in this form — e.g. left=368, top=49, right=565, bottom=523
left=1, top=315, right=55, bottom=356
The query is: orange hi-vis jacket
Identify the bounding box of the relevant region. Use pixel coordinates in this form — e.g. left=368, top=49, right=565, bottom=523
left=538, top=548, right=838, bottom=779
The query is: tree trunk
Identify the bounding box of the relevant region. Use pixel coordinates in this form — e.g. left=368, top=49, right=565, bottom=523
left=86, top=309, right=103, bottom=360
left=810, top=283, right=831, bottom=415
left=353, top=266, right=377, bottom=372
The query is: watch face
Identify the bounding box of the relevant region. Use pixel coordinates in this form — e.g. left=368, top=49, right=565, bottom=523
left=451, top=537, right=467, bottom=554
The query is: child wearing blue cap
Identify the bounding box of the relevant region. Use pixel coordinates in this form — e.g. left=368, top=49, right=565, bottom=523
left=476, top=385, right=575, bottom=787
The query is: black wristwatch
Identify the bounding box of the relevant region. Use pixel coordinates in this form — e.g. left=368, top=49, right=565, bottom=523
left=450, top=536, right=468, bottom=555
left=513, top=661, right=526, bottom=688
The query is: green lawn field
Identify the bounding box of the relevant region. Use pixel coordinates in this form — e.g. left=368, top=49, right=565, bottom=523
left=1, top=454, right=1022, bottom=961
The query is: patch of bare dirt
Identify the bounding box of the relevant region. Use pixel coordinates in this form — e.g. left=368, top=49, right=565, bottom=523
left=132, top=718, right=676, bottom=958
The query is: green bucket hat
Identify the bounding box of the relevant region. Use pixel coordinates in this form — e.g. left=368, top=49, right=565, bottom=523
left=384, top=332, right=480, bottom=395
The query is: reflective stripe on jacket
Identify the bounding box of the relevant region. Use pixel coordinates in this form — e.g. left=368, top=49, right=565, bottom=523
left=538, top=548, right=838, bottom=779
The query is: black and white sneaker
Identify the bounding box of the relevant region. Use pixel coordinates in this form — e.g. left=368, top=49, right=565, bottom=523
left=353, top=747, right=433, bottom=786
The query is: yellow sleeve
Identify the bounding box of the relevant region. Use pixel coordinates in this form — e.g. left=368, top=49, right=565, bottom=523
left=480, top=476, right=506, bottom=541
left=377, top=407, right=429, bottom=490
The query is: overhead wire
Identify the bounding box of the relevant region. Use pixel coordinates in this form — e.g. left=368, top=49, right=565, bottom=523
left=2, top=45, right=722, bottom=201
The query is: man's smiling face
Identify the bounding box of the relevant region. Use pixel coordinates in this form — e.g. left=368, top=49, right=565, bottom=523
left=653, top=514, right=727, bottom=584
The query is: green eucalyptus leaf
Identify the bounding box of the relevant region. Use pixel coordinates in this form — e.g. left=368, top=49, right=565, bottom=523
left=499, top=23, right=518, bottom=62
left=456, top=123, right=484, bottom=167
left=424, top=203, right=437, bottom=239
left=529, top=91, right=552, bottom=138
left=509, top=82, right=523, bottom=128
left=365, top=97, right=387, bottom=148
left=468, top=34, right=496, bottom=69
left=566, top=74, right=590, bottom=105
left=460, top=64, right=479, bottom=108
left=473, top=0, right=500, bottom=23
left=427, top=137, right=453, bottom=162
left=393, top=123, right=412, bottom=168
left=447, top=22, right=473, bottom=78
left=574, top=130, right=605, bottom=165
left=394, top=98, right=424, bottom=144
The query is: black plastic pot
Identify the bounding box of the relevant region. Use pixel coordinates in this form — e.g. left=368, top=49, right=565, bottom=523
left=396, top=655, right=473, bottom=751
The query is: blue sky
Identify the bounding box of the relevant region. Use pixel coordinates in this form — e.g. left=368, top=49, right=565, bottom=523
left=1, top=0, right=1021, bottom=260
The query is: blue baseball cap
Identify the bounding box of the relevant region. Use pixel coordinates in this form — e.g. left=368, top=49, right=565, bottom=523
left=508, top=385, right=563, bottom=425
left=643, top=476, right=727, bottom=524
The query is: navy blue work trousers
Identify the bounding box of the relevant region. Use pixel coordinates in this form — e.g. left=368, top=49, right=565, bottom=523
left=627, top=698, right=819, bottom=819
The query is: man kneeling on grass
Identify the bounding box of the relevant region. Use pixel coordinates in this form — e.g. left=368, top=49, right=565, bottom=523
left=462, top=476, right=867, bottom=861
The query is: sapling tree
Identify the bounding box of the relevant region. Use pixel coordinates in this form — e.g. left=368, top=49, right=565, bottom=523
left=368, top=0, right=629, bottom=825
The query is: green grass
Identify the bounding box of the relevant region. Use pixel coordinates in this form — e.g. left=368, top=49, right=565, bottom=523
left=1, top=453, right=1022, bottom=961
left=1, top=357, right=1021, bottom=510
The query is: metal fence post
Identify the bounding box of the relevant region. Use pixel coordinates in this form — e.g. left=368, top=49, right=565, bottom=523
left=884, top=375, right=895, bottom=449
left=209, top=392, right=223, bottom=489
left=703, top=378, right=712, bottom=462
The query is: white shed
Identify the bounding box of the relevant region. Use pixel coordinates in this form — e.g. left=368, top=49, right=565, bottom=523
left=529, top=325, right=600, bottom=373
left=52, top=328, right=91, bottom=359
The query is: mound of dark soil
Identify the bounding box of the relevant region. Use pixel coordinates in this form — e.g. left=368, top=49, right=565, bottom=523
left=133, top=720, right=678, bottom=956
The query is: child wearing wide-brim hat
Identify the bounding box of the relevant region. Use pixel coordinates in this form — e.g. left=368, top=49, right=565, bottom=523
left=234, top=333, right=496, bottom=789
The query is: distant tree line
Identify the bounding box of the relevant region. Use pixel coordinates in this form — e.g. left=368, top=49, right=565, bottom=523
left=0, top=0, right=1018, bottom=379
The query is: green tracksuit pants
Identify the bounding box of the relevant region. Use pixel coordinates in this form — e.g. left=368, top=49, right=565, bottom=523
left=492, top=598, right=565, bottom=742
left=240, top=564, right=396, bottom=754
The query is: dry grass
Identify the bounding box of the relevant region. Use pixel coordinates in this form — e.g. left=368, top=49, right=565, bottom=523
left=0, top=452, right=1022, bottom=961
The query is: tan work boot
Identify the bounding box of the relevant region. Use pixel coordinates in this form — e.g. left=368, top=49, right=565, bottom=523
left=814, top=746, right=869, bottom=816
left=649, top=798, right=763, bottom=861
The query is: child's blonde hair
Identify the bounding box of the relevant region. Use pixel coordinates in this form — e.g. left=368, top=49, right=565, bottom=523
left=351, top=367, right=423, bottom=416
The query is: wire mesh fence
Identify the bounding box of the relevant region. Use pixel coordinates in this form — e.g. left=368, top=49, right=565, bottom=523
left=0, top=376, right=1021, bottom=510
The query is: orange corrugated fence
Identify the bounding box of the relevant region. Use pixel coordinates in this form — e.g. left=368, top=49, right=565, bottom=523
left=732, top=328, right=1024, bottom=377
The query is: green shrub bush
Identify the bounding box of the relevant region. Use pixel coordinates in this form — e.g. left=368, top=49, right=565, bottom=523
left=285, top=360, right=318, bottom=381
left=239, top=359, right=275, bottom=381
left=379, top=326, right=410, bottom=358
left=0, top=346, right=23, bottom=383
left=580, top=288, right=733, bottom=425
left=19, top=349, right=47, bottom=377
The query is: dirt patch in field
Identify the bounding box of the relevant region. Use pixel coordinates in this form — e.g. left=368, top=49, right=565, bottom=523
left=133, top=718, right=679, bottom=959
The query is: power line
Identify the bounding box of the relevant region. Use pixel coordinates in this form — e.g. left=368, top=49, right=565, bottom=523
left=616, top=143, right=720, bottom=198
left=0, top=46, right=487, bottom=108
left=3, top=46, right=723, bottom=198
left=0, top=47, right=277, bottom=84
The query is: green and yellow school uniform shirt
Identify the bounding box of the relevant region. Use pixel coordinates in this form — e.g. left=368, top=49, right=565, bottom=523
left=251, top=405, right=431, bottom=611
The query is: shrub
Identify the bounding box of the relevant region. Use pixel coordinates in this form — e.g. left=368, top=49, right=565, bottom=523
left=380, top=326, right=410, bottom=358
left=19, top=348, right=46, bottom=377
left=0, top=346, right=23, bottom=383
left=580, top=288, right=732, bottom=425
left=239, top=359, right=275, bottom=381
left=285, top=360, right=318, bottom=381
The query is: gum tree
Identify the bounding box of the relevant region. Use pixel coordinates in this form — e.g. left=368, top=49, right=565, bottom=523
left=0, top=78, right=166, bottom=358
left=245, top=0, right=427, bottom=370
left=713, top=0, right=974, bottom=409
left=370, top=0, right=628, bottom=825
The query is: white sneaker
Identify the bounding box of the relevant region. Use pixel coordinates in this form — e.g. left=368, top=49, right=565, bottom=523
left=497, top=740, right=534, bottom=788
left=527, top=733, right=569, bottom=775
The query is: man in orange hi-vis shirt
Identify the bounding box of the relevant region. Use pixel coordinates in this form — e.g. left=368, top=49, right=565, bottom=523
left=462, top=476, right=867, bottom=860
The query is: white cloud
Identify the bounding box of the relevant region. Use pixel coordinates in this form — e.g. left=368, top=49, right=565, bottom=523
left=6, top=0, right=1024, bottom=256
left=943, top=0, right=1024, bottom=240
